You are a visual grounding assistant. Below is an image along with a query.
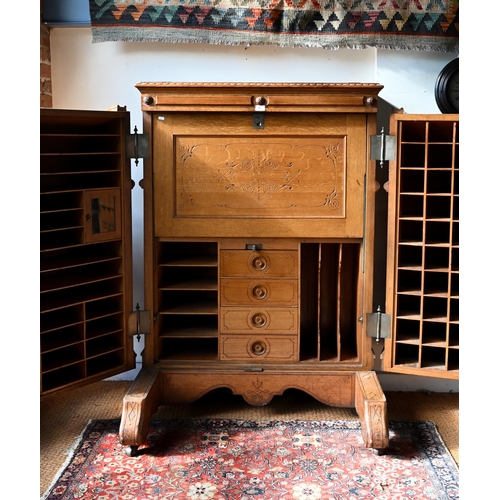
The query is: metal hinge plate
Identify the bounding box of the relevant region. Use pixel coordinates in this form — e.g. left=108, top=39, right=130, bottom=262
left=366, top=306, right=391, bottom=344
left=128, top=304, right=150, bottom=340
left=126, top=126, right=150, bottom=166
left=370, top=128, right=395, bottom=168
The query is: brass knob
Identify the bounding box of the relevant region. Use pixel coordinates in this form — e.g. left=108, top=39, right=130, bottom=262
left=255, top=96, right=268, bottom=106
left=251, top=313, right=267, bottom=328
left=252, top=285, right=267, bottom=300
left=251, top=341, right=266, bottom=355
left=143, top=96, right=155, bottom=106
left=252, top=256, right=267, bottom=271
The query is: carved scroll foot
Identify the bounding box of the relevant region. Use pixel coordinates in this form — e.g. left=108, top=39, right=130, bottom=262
left=119, top=368, right=160, bottom=453
left=355, top=371, right=389, bottom=451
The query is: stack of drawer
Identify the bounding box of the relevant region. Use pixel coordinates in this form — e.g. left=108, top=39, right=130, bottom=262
left=219, top=242, right=299, bottom=362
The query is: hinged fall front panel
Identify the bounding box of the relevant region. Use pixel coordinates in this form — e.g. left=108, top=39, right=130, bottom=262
left=152, top=113, right=368, bottom=239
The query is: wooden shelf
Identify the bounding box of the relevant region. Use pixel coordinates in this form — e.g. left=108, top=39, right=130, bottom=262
left=160, top=300, right=218, bottom=315
left=160, top=255, right=218, bottom=267
left=158, top=337, right=219, bottom=362
left=41, top=244, right=122, bottom=272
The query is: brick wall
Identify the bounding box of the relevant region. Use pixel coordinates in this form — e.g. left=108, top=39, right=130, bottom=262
left=40, top=22, right=52, bottom=108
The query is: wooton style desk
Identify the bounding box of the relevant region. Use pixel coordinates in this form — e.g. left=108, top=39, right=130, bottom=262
left=120, top=82, right=388, bottom=456
left=40, top=83, right=458, bottom=458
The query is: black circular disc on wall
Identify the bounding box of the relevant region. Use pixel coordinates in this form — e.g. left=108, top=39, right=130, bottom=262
left=435, top=58, right=459, bottom=114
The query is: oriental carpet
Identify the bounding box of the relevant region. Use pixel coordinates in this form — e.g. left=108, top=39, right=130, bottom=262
left=42, top=418, right=458, bottom=499
left=88, top=0, right=459, bottom=52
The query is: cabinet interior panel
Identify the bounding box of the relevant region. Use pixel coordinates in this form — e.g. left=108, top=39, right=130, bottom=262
left=298, top=243, right=320, bottom=361
left=40, top=152, right=122, bottom=174
left=86, top=312, right=124, bottom=340
left=421, top=321, right=447, bottom=346
left=400, top=144, right=426, bottom=168
left=159, top=338, right=219, bottom=361
left=397, top=245, right=423, bottom=269
left=40, top=172, right=123, bottom=193
left=427, top=144, right=454, bottom=168
left=42, top=364, right=86, bottom=393
left=299, top=242, right=361, bottom=363
left=157, top=314, right=219, bottom=338
left=41, top=241, right=123, bottom=272
left=86, top=351, right=126, bottom=377
left=41, top=324, right=85, bottom=354
left=427, top=121, right=455, bottom=142
left=400, top=121, right=426, bottom=142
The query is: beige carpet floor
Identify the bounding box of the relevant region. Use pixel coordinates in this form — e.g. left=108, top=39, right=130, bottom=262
left=40, top=380, right=459, bottom=497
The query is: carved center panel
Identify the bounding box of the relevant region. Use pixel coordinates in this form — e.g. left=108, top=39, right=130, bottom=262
left=175, top=136, right=346, bottom=218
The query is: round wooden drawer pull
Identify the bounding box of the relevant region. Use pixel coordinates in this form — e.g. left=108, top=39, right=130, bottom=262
left=252, top=285, right=267, bottom=300
left=251, top=313, right=267, bottom=328
left=252, top=256, right=267, bottom=271
left=251, top=341, right=266, bottom=355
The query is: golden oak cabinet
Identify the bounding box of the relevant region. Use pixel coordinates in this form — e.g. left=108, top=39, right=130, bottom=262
left=39, top=84, right=459, bottom=457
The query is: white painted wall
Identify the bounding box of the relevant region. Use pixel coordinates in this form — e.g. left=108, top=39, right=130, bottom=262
left=49, top=28, right=458, bottom=392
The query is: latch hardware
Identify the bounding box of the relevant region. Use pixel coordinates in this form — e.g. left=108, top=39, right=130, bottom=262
left=253, top=113, right=265, bottom=130
left=128, top=303, right=150, bottom=341
left=370, top=127, right=395, bottom=168
left=126, top=126, right=150, bottom=166
left=366, top=305, right=391, bottom=344
left=246, top=243, right=263, bottom=251
left=253, top=96, right=267, bottom=129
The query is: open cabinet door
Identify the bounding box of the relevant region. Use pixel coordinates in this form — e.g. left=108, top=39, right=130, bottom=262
left=40, top=108, right=135, bottom=396
left=383, top=113, right=459, bottom=380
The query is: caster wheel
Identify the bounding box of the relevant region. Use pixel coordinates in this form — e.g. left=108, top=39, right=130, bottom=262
left=125, top=445, right=138, bottom=457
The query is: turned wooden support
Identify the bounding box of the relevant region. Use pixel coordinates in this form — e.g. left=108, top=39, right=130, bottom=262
left=355, top=371, right=389, bottom=451
left=119, top=368, right=160, bottom=455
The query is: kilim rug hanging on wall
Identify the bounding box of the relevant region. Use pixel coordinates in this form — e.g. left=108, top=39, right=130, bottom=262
left=88, top=0, right=459, bottom=52
left=42, top=418, right=459, bottom=499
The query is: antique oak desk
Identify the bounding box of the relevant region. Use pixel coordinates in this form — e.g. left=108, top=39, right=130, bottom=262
left=40, top=83, right=459, bottom=457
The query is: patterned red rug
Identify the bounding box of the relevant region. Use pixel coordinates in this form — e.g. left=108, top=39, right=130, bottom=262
left=42, top=418, right=458, bottom=500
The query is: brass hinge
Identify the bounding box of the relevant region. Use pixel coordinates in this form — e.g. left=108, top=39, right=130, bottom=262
left=366, top=305, right=391, bottom=344
left=126, top=126, right=150, bottom=166
left=128, top=303, right=150, bottom=341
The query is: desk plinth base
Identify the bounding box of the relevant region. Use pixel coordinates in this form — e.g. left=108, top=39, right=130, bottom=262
left=119, top=367, right=388, bottom=457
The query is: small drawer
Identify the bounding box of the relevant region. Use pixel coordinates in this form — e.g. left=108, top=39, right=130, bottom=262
left=220, top=335, right=298, bottom=362
left=221, top=307, right=298, bottom=334
left=220, top=250, right=298, bottom=278
left=220, top=279, right=298, bottom=307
